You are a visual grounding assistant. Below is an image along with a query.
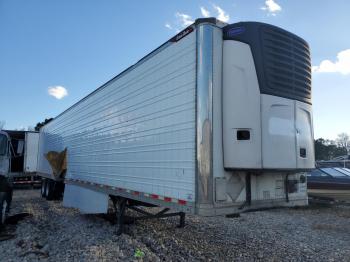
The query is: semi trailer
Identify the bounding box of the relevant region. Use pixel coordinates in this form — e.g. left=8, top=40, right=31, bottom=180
left=37, top=18, right=314, bottom=234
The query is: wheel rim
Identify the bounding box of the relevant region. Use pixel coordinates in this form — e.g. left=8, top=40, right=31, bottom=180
left=1, top=200, right=7, bottom=224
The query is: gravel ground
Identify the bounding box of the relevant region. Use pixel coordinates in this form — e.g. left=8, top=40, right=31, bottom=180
left=1, top=189, right=350, bottom=261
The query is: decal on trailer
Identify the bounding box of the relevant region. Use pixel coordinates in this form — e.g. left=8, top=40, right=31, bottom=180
left=170, top=26, right=194, bottom=42
left=226, top=26, right=245, bottom=37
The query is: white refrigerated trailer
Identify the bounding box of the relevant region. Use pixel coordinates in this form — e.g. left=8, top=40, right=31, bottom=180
left=37, top=18, right=314, bottom=234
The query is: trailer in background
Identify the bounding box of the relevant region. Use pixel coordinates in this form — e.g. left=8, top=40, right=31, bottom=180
left=0, top=131, right=13, bottom=225
left=37, top=18, right=315, bottom=234
left=4, top=130, right=40, bottom=186
left=0, top=130, right=40, bottom=225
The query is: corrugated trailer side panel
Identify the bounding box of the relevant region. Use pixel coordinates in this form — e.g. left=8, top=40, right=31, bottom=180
left=38, top=31, right=197, bottom=203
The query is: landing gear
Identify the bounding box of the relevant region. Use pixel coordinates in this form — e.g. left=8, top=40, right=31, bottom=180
left=116, top=198, right=127, bottom=236
left=179, top=212, right=186, bottom=228
left=111, top=196, right=186, bottom=236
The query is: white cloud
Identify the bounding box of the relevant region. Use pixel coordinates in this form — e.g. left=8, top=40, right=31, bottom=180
left=167, top=6, right=229, bottom=32
left=213, top=5, right=229, bottom=22
left=200, top=6, right=210, bottom=17
left=261, top=0, right=282, bottom=16
left=165, top=23, right=172, bottom=30
left=48, top=86, right=68, bottom=99
left=175, top=12, right=194, bottom=27
left=312, top=49, right=350, bottom=75
left=311, top=66, right=319, bottom=73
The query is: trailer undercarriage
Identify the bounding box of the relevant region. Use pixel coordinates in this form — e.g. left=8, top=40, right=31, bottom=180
left=110, top=196, right=185, bottom=235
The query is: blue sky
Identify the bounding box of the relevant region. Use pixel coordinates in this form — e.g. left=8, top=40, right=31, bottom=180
left=0, top=0, right=349, bottom=139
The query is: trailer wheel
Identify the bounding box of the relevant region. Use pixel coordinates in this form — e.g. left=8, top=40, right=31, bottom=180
left=0, top=193, right=9, bottom=226
left=41, top=179, right=47, bottom=198
left=55, top=182, right=64, bottom=199
left=45, top=180, right=54, bottom=201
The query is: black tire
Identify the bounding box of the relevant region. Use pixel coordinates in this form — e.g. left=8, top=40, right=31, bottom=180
left=45, top=180, right=54, bottom=201
left=54, top=182, right=64, bottom=200
left=0, top=192, right=9, bottom=226
left=41, top=179, right=47, bottom=198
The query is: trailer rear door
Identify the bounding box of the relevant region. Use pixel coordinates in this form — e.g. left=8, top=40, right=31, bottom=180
left=24, top=132, right=39, bottom=173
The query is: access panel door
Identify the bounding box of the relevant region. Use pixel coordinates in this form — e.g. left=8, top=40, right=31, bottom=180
left=222, top=40, right=262, bottom=169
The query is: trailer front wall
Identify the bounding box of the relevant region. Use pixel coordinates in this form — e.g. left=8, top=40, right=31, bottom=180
left=37, top=31, right=197, bottom=202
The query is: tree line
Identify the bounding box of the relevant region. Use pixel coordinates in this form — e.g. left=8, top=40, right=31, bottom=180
left=315, top=133, right=349, bottom=160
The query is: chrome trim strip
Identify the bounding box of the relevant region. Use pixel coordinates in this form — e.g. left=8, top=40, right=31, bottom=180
left=196, top=24, right=214, bottom=205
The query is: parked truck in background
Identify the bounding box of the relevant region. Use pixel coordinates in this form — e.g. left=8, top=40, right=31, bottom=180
left=0, top=131, right=13, bottom=226
left=37, top=18, right=315, bottom=233
left=0, top=130, right=40, bottom=225
left=3, top=130, right=40, bottom=186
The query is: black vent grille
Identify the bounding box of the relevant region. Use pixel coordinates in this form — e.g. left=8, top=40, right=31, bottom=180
left=262, top=27, right=312, bottom=103
left=223, top=22, right=312, bottom=104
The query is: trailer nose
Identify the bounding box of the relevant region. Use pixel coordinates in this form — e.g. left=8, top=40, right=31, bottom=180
left=222, top=22, right=314, bottom=171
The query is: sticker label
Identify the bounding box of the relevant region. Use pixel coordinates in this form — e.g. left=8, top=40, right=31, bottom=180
left=170, top=27, right=194, bottom=42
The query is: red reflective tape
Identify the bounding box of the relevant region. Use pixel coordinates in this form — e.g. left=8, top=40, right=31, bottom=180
left=151, top=194, right=159, bottom=199
left=178, top=200, right=187, bottom=205
left=164, top=197, right=172, bottom=202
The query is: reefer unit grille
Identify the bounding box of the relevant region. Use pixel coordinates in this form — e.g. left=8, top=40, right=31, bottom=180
left=223, top=22, right=312, bottom=104
left=261, top=26, right=312, bottom=103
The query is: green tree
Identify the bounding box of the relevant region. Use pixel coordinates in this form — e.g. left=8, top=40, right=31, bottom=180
left=336, top=133, right=350, bottom=154
left=315, top=137, right=348, bottom=160
left=34, top=118, right=53, bottom=131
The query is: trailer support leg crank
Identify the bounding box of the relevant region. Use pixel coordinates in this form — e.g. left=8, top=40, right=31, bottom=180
left=179, top=212, right=185, bottom=228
